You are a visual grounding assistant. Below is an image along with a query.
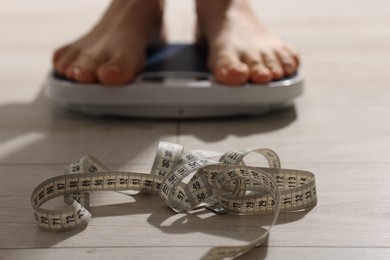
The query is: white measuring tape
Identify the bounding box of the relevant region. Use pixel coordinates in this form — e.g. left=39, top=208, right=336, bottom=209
left=31, top=142, right=317, bottom=259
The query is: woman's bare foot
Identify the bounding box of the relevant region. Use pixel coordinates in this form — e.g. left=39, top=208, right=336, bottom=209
left=196, top=0, right=300, bottom=85
left=53, top=0, right=164, bottom=86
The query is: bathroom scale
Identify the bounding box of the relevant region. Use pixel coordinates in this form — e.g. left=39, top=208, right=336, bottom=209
left=45, top=44, right=304, bottom=118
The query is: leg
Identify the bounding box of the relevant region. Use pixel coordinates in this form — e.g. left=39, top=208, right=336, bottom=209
left=195, top=0, right=300, bottom=85
left=53, top=0, right=164, bottom=86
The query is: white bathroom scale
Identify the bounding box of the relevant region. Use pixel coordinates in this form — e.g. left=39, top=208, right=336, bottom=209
left=45, top=44, right=304, bottom=118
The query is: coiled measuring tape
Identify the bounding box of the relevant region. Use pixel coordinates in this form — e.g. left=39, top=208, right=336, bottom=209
left=31, top=142, right=317, bottom=259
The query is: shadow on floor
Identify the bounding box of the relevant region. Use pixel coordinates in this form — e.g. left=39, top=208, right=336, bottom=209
left=177, top=106, right=297, bottom=142
left=0, top=85, right=297, bottom=164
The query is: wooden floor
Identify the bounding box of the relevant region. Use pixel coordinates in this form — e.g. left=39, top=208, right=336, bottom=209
left=1, top=0, right=390, bottom=259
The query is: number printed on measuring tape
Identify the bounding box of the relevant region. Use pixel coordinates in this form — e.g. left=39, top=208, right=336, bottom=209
left=31, top=141, right=317, bottom=260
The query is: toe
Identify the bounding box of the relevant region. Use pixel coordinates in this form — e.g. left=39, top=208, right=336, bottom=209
left=97, top=52, right=144, bottom=86
left=276, top=49, right=298, bottom=76
left=54, top=48, right=79, bottom=75
left=250, top=64, right=273, bottom=84
left=52, top=45, right=71, bottom=65
left=242, top=52, right=273, bottom=84
left=211, top=50, right=250, bottom=85
left=215, top=64, right=250, bottom=85
left=284, top=45, right=300, bottom=68
left=70, top=67, right=96, bottom=83
left=262, top=52, right=284, bottom=80
left=97, top=64, right=127, bottom=86
left=66, top=51, right=107, bottom=83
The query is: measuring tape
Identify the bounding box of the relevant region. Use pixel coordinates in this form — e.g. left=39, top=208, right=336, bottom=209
left=31, top=142, right=317, bottom=259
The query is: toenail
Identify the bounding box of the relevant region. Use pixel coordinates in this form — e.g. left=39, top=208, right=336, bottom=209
left=284, top=64, right=293, bottom=74
left=258, top=71, right=270, bottom=77
left=271, top=68, right=283, bottom=78
left=252, top=70, right=272, bottom=83
left=107, top=65, right=122, bottom=74
left=72, top=66, right=81, bottom=75
left=220, top=68, right=228, bottom=76
left=235, top=64, right=247, bottom=72
left=58, top=64, right=65, bottom=72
